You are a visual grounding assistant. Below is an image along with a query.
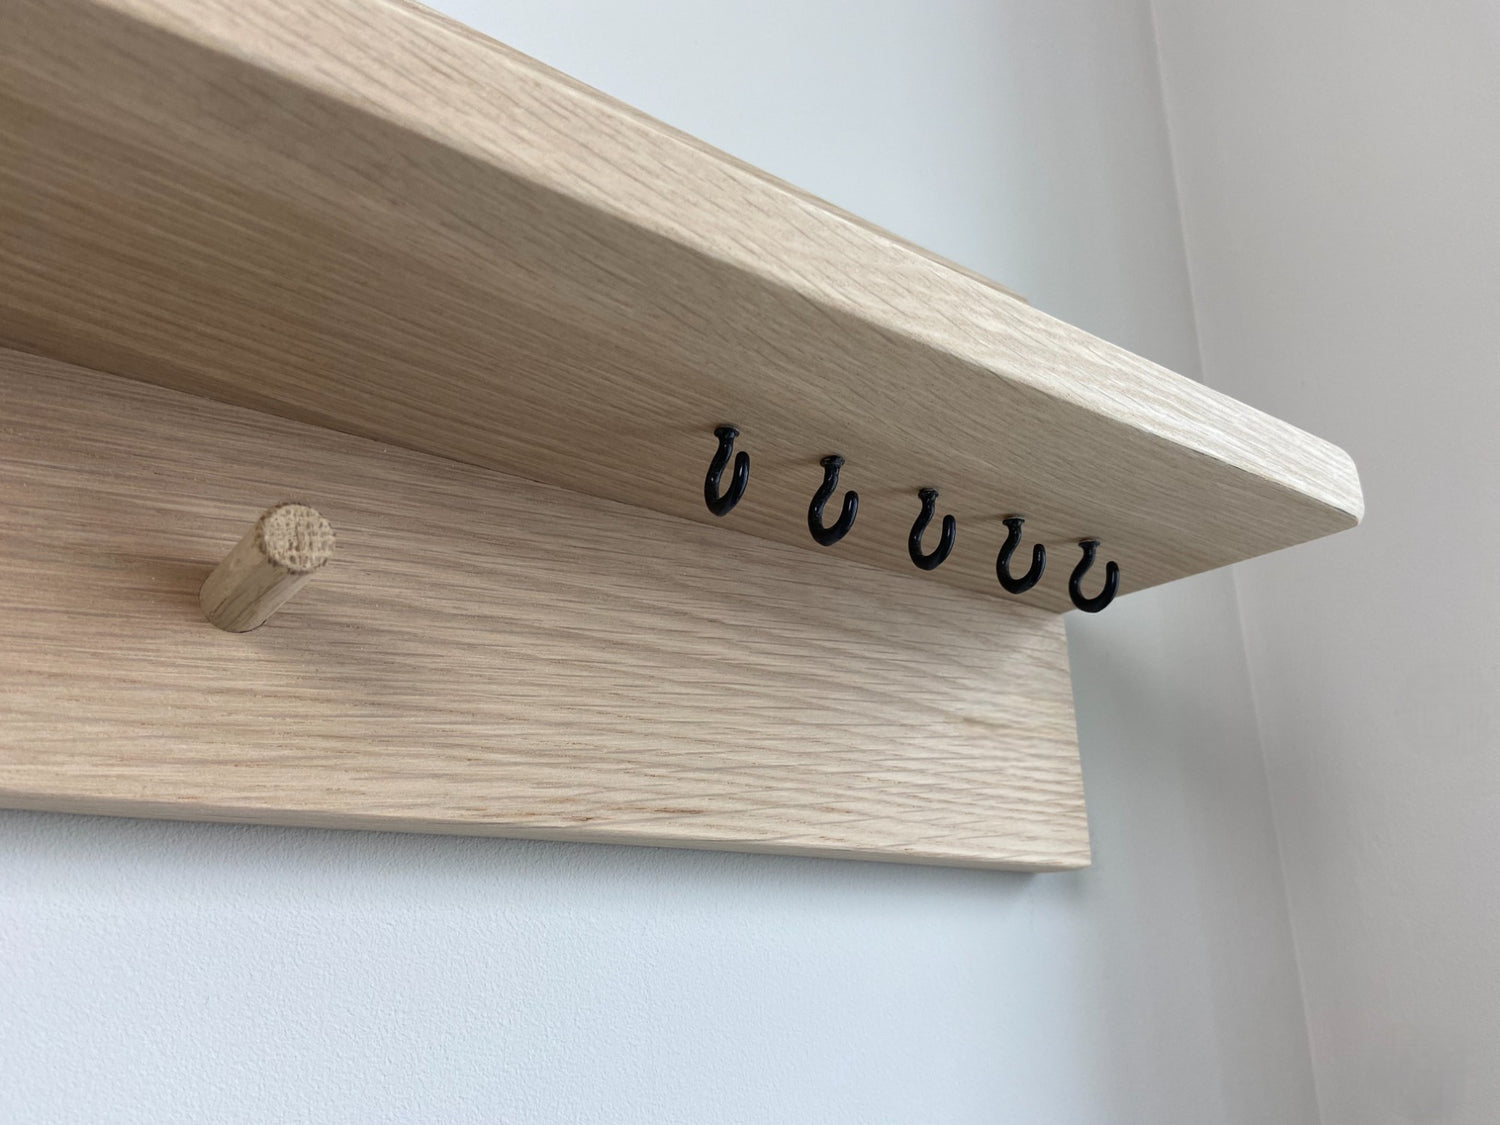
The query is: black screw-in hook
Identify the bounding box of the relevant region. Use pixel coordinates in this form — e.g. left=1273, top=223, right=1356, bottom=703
left=703, top=425, right=749, bottom=517
left=807, top=455, right=859, bottom=546
left=1068, top=539, right=1120, bottom=613
left=996, top=516, right=1046, bottom=594
left=908, top=488, right=956, bottom=570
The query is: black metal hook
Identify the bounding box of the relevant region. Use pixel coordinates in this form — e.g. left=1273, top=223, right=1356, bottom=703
left=908, top=488, right=956, bottom=570
left=703, top=425, right=749, bottom=517
left=1068, top=539, right=1120, bottom=613
left=807, top=455, right=859, bottom=546
left=996, top=516, right=1046, bottom=594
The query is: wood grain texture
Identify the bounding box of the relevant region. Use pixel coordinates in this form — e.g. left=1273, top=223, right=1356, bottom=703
left=0, top=349, right=1088, bottom=869
left=0, top=0, right=1361, bottom=614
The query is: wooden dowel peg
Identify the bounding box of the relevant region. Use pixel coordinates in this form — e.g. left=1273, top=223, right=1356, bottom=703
left=200, top=502, right=334, bottom=632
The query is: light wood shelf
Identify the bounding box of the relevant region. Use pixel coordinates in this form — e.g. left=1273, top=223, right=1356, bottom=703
left=0, top=0, right=1362, bottom=867
left=0, top=0, right=1361, bottom=615
left=0, top=350, right=1086, bottom=870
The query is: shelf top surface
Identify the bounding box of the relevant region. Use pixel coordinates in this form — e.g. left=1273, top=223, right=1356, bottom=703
left=0, top=0, right=1362, bottom=611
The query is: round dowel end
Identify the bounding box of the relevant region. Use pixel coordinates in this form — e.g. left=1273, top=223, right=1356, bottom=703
left=257, top=503, right=335, bottom=574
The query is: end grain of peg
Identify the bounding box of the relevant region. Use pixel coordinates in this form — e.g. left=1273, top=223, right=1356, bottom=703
left=200, top=502, right=334, bottom=632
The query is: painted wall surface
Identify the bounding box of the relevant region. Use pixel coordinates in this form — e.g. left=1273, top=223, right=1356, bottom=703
left=0, top=4, right=1318, bottom=1122
left=1151, top=3, right=1500, bottom=1122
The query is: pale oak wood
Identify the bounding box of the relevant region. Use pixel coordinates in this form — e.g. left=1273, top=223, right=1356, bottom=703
left=0, top=0, right=1362, bottom=614
left=0, top=350, right=1087, bottom=870
left=199, top=503, right=335, bottom=631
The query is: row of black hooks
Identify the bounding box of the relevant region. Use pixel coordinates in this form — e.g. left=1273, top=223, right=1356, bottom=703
left=704, top=426, right=1119, bottom=613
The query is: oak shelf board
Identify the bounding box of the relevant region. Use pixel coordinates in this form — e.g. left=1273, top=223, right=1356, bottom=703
left=0, top=0, right=1362, bottom=614
left=0, top=349, right=1088, bottom=870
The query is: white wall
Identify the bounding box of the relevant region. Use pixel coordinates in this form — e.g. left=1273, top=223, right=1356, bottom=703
left=0, top=4, right=1318, bottom=1121
left=1151, top=3, right=1500, bottom=1122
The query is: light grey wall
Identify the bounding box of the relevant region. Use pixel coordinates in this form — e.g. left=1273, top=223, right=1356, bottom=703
left=1151, top=2, right=1500, bottom=1122
left=0, top=4, right=1317, bottom=1122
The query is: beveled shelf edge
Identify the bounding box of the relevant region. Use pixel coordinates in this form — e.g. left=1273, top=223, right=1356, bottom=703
left=0, top=795, right=1089, bottom=873
left=0, top=0, right=1361, bottom=614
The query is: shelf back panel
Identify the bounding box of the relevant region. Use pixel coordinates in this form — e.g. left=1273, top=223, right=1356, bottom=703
left=0, top=350, right=1088, bottom=870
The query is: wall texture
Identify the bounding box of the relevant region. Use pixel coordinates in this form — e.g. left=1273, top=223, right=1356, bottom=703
left=1151, top=3, right=1500, bottom=1122
left=0, top=3, right=1318, bottom=1121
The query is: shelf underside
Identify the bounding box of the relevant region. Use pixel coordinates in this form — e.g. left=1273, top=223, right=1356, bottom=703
left=0, top=0, right=1362, bottom=615
left=0, top=350, right=1088, bottom=870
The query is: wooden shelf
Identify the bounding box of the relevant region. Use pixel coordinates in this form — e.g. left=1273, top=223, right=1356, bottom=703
left=0, top=0, right=1361, bottom=614
left=0, top=0, right=1362, bottom=867
left=0, top=350, right=1086, bottom=870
